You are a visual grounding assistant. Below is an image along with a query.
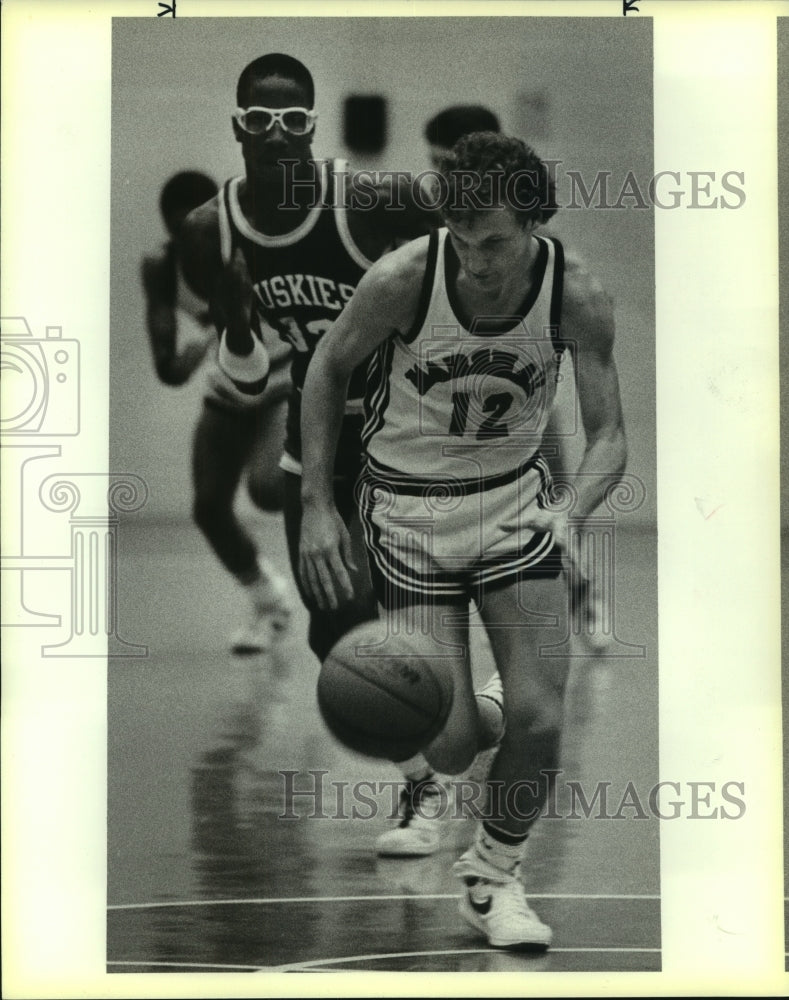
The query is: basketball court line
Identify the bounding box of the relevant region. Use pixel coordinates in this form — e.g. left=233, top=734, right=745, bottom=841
left=106, top=946, right=662, bottom=974
left=265, top=947, right=663, bottom=974
left=106, top=961, right=264, bottom=972
left=108, top=891, right=660, bottom=912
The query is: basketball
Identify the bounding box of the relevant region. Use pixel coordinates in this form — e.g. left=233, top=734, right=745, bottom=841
left=317, top=622, right=453, bottom=760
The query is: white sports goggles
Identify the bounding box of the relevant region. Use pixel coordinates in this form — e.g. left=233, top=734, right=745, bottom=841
left=234, top=106, right=318, bottom=136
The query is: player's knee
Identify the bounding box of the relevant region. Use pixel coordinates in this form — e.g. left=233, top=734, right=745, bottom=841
left=503, top=688, right=564, bottom=741
left=423, top=727, right=478, bottom=775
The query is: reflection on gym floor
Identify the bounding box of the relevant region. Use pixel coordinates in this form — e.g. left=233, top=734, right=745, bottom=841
left=108, top=518, right=659, bottom=973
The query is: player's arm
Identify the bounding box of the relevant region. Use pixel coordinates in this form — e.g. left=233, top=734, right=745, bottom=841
left=179, top=199, right=272, bottom=399
left=562, top=259, right=628, bottom=523
left=542, top=259, right=628, bottom=652
left=141, top=250, right=209, bottom=386
left=299, top=243, right=425, bottom=611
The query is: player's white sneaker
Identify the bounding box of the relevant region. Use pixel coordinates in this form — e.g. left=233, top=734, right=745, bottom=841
left=375, top=780, right=445, bottom=857
left=453, top=851, right=552, bottom=950
left=231, top=560, right=293, bottom=654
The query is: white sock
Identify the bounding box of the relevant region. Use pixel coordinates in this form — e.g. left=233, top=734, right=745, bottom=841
left=472, top=822, right=527, bottom=877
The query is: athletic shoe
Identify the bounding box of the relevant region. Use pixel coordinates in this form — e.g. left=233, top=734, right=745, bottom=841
left=231, top=560, right=293, bottom=654
left=453, top=851, right=552, bottom=950
left=375, top=779, right=446, bottom=857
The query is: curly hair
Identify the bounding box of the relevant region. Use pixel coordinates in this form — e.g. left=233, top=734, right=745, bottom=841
left=439, top=132, right=557, bottom=227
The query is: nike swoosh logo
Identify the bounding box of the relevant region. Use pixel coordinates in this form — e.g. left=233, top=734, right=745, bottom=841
left=468, top=892, right=492, bottom=915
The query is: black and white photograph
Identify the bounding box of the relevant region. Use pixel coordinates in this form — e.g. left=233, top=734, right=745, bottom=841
left=1, top=1, right=785, bottom=996
left=107, top=13, right=658, bottom=974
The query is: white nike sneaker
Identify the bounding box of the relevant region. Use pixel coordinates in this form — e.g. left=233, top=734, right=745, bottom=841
left=453, top=850, right=552, bottom=950
left=375, top=780, right=446, bottom=858
left=231, top=560, right=293, bottom=654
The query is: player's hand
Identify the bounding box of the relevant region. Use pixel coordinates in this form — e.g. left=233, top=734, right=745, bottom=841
left=299, top=502, right=358, bottom=612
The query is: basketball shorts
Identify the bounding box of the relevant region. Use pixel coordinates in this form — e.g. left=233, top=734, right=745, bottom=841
left=356, top=452, right=563, bottom=610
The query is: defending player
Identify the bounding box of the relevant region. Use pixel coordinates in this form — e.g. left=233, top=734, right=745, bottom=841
left=178, top=53, right=435, bottom=663
left=298, top=133, right=627, bottom=949
left=142, top=170, right=293, bottom=654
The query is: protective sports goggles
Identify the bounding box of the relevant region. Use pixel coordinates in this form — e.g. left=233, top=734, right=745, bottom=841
left=233, top=106, right=318, bottom=136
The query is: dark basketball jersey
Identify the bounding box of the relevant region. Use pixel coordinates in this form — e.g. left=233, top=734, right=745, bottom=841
left=217, top=159, right=373, bottom=407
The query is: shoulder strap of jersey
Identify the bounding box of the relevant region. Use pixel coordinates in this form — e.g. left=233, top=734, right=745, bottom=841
left=401, top=229, right=441, bottom=345
left=331, top=158, right=375, bottom=271
left=545, top=235, right=567, bottom=354
left=220, top=169, right=328, bottom=251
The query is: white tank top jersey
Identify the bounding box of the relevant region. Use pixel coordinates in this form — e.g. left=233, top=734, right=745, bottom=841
left=362, top=228, right=567, bottom=483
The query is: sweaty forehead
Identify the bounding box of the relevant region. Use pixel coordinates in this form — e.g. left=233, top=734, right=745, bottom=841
left=243, top=73, right=310, bottom=109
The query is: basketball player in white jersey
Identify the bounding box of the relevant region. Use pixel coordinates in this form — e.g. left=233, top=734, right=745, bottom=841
left=177, top=54, right=436, bottom=663
left=373, top=105, right=507, bottom=859
left=298, top=133, right=627, bottom=949
left=142, top=171, right=294, bottom=654
left=376, top=103, right=571, bottom=861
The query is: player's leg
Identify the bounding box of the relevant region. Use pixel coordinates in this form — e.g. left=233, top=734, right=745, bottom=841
left=192, top=401, right=257, bottom=576
left=355, top=475, right=506, bottom=856
left=241, top=395, right=295, bottom=626
left=373, top=595, right=477, bottom=857
left=191, top=400, right=289, bottom=651
left=282, top=471, right=379, bottom=663
left=480, top=575, right=569, bottom=830
left=376, top=659, right=505, bottom=858
left=245, top=387, right=289, bottom=514
left=452, top=573, right=568, bottom=950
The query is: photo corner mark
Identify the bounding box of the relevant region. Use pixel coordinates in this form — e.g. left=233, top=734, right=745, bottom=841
left=157, top=1, right=176, bottom=16
left=623, top=0, right=641, bottom=14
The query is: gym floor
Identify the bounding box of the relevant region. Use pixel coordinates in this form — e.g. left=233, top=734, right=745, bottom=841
left=107, top=515, right=659, bottom=974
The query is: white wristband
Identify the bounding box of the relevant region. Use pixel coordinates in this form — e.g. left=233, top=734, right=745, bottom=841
left=218, top=329, right=270, bottom=384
